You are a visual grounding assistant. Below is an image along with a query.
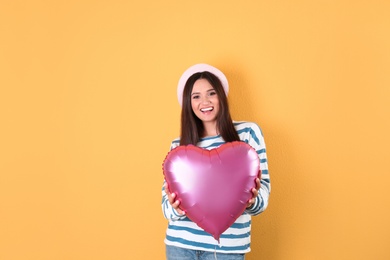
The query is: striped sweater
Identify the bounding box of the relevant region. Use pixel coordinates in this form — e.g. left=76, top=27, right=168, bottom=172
left=162, top=121, right=271, bottom=253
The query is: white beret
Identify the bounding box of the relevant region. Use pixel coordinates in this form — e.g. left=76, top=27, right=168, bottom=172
left=177, top=63, right=229, bottom=106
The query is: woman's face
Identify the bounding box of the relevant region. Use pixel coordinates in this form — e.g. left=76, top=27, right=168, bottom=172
left=190, top=78, right=220, bottom=124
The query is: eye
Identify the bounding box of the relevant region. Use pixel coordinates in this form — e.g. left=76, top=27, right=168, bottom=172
left=209, top=91, right=217, bottom=96
left=192, top=95, right=200, bottom=99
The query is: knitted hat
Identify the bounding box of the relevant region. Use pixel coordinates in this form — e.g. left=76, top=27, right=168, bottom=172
left=177, top=63, right=229, bottom=106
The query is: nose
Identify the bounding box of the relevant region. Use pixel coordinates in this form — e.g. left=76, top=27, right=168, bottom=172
left=201, top=95, right=211, bottom=104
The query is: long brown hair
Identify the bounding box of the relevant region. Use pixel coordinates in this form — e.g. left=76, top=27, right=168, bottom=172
left=180, top=71, right=240, bottom=145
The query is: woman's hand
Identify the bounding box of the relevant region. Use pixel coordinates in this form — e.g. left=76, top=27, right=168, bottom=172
left=247, top=178, right=261, bottom=209
left=164, top=183, right=184, bottom=215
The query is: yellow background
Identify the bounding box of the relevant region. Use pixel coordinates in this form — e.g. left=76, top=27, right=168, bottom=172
left=1, top=1, right=389, bottom=259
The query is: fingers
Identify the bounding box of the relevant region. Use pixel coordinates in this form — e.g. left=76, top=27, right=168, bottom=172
left=164, top=183, right=182, bottom=211
left=255, top=178, right=261, bottom=190
left=170, top=193, right=180, bottom=208
left=247, top=197, right=255, bottom=208
left=249, top=178, right=260, bottom=200
left=167, top=190, right=177, bottom=205
left=169, top=193, right=184, bottom=214
left=252, top=187, right=259, bottom=198
left=247, top=179, right=260, bottom=208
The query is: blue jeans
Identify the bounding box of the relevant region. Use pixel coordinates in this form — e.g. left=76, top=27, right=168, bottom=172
left=166, top=245, right=245, bottom=260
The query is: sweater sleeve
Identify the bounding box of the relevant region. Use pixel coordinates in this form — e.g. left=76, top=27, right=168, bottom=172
left=244, top=122, right=271, bottom=216
left=161, top=140, right=187, bottom=221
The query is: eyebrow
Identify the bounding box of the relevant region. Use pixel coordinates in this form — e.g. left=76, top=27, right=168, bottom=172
left=191, top=88, right=215, bottom=96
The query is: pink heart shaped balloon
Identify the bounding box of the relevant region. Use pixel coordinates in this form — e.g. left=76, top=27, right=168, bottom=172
left=163, top=141, right=260, bottom=241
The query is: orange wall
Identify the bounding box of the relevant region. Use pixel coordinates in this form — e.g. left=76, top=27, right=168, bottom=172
left=1, top=1, right=389, bottom=259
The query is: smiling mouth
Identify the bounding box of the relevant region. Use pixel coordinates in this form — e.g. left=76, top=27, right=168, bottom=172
left=200, top=107, right=213, bottom=112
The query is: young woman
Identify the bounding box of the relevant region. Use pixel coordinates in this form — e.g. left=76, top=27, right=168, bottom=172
left=162, top=64, right=271, bottom=260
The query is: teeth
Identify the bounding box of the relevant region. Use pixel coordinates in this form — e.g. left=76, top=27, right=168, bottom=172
left=201, top=107, right=213, bottom=112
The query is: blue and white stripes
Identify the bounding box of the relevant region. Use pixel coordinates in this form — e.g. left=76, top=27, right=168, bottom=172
left=162, top=121, right=271, bottom=253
